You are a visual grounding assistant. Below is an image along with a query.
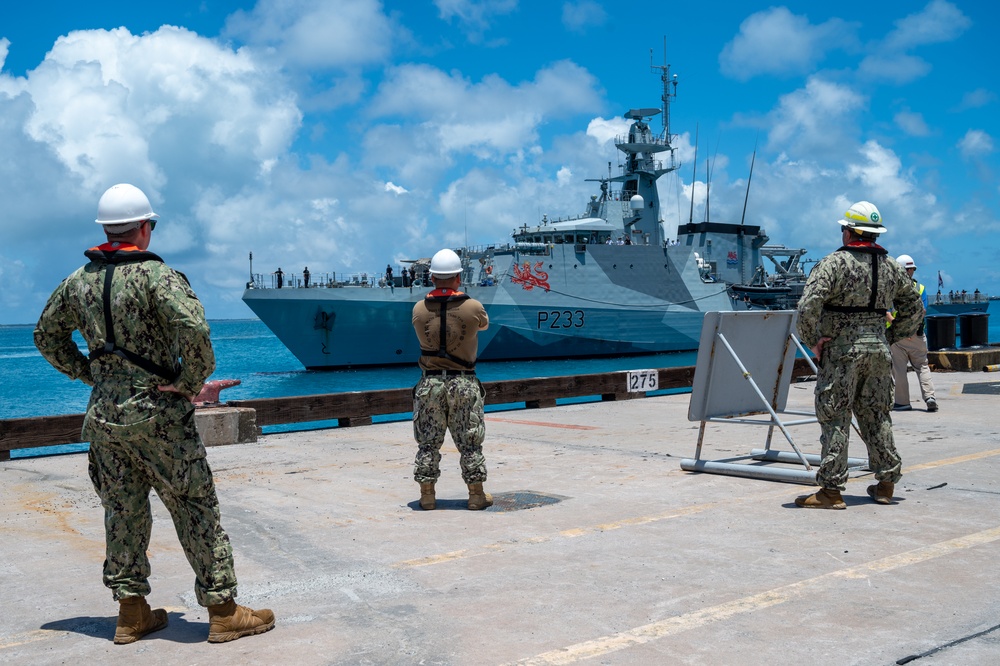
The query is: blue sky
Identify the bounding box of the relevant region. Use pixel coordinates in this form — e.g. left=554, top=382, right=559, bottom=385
left=0, top=0, right=996, bottom=324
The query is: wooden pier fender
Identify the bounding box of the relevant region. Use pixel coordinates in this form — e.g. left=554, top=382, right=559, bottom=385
left=0, top=362, right=815, bottom=458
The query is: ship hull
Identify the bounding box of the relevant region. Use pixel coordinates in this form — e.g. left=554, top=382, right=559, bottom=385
left=925, top=300, right=993, bottom=316
left=243, top=244, right=733, bottom=369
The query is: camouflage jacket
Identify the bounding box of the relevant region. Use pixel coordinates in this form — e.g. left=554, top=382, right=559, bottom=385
left=797, top=243, right=922, bottom=352
left=34, top=243, right=214, bottom=441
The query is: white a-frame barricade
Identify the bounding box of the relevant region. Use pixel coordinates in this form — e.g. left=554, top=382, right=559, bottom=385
left=680, top=310, right=867, bottom=484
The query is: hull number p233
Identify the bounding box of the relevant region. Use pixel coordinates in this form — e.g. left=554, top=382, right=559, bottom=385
left=537, top=310, right=585, bottom=329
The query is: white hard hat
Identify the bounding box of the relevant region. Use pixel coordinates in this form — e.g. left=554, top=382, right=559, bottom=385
left=896, top=254, right=916, bottom=269
left=429, top=249, right=462, bottom=277
left=96, top=183, right=158, bottom=225
left=838, top=200, right=886, bottom=234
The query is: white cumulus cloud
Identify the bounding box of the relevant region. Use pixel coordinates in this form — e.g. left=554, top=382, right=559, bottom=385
left=562, top=1, right=607, bottom=33
left=224, top=0, right=396, bottom=69
left=954, top=88, right=996, bottom=111
left=958, top=129, right=994, bottom=158
left=883, top=0, right=971, bottom=51
left=858, top=0, right=970, bottom=84
left=719, top=7, right=858, bottom=81
left=434, top=0, right=517, bottom=43
left=894, top=109, right=930, bottom=136
left=767, top=77, right=866, bottom=156
left=365, top=60, right=602, bottom=169
left=0, top=24, right=312, bottom=320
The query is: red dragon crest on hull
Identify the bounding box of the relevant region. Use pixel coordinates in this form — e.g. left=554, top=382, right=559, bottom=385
left=511, top=261, right=550, bottom=291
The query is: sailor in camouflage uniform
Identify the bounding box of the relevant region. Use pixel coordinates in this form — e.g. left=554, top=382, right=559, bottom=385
left=795, top=201, right=922, bottom=509
left=34, top=184, right=274, bottom=644
left=411, top=248, right=493, bottom=511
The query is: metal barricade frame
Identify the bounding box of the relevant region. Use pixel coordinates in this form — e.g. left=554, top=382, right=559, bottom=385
left=680, top=310, right=867, bottom=485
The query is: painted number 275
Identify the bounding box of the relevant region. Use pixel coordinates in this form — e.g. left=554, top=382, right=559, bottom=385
left=627, top=370, right=658, bottom=392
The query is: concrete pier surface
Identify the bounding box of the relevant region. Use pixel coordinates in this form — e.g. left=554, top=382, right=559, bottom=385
left=2, top=370, right=999, bottom=665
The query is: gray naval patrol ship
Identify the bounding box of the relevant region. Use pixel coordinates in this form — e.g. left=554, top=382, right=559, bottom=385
left=243, top=60, right=776, bottom=369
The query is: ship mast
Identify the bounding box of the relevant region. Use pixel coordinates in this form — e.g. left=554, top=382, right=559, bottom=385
left=651, top=39, right=678, bottom=151
left=606, top=44, right=680, bottom=246
left=581, top=43, right=682, bottom=247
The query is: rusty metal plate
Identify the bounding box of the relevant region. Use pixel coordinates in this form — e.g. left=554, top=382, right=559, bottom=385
left=409, top=490, right=567, bottom=512
left=963, top=382, right=1000, bottom=395
left=484, top=490, right=568, bottom=513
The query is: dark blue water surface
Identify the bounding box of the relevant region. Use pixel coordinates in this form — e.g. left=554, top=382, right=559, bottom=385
left=7, top=315, right=997, bottom=457
left=3, top=319, right=708, bottom=457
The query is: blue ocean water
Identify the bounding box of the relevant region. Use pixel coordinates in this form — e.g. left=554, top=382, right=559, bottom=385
left=3, top=319, right=706, bottom=457
left=6, top=314, right=997, bottom=457
left=2, top=319, right=704, bottom=420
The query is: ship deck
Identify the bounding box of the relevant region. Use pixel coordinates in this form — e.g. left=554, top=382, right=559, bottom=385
left=3, top=369, right=1000, bottom=664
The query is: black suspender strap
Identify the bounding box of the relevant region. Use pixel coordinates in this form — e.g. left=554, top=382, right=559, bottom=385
left=87, top=251, right=180, bottom=382
left=99, top=261, right=118, bottom=359
left=823, top=248, right=885, bottom=314
left=869, top=251, right=879, bottom=312
left=437, top=301, right=449, bottom=359
left=420, top=293, right=476, bottom=369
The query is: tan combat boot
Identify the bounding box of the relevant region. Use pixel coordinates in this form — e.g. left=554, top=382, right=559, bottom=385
left=207, top=599, right=275, bottom=643
left=795, top=487, right=847, bottom=510
left=419, top=482, right=436, bottom=510
left=467, top=482, right=493, bottom=511
left=867, top=481, right=895, bottom=505
left=114, top=596, right=168, bottom=645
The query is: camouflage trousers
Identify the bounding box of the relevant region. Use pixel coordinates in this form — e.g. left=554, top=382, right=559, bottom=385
left=412, top=375, right=487, bottom=484
left=814, top=345, right=902, bottom=490
left=88, top=432, right=237, bottom=607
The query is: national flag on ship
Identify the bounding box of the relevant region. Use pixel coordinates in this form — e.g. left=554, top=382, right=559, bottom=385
left=938, top=270, right=944, bottom=289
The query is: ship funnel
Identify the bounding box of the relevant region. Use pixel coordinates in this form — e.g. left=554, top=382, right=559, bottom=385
left=629, top=195, right=644, bottom=211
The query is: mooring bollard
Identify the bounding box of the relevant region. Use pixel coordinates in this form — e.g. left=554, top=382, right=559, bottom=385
left=193, top=379, right=242, bottom=406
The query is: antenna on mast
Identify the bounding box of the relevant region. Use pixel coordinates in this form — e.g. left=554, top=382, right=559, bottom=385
left=650, top=37, right=678, bottom=147
left=705, top=135, right=720, bottom=222
left=740, top=134, right=758, bottom=228
left=738, top=133, right=759, bottom=283
left=689, top=124, right=698, bottom=225
left=704, top=159, right=710, bottom=222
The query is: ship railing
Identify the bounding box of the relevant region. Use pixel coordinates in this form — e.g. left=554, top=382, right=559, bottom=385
left=458, top=244, right=508, bottom=257
left=247, top=271, right=417, bottom=289
left=249, top=263, right=533, bottom=290
left=613, top=134, right=671, bottom=149
left=930, top=292, right=989, bottom=306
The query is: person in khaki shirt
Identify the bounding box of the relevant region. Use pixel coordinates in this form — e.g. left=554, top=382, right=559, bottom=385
left=888, top=254, right=937, bottom=413
left=411, top=249, right=491, bottom=511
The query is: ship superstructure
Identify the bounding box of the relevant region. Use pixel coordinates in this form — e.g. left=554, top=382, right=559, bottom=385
left=243, top=58, right=774, bottom=369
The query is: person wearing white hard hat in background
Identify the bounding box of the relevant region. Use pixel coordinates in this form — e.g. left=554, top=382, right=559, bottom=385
left=411, top=248, right=493, bottom=511
left=34, top=184, right=275, bottom=645
left=887, top=255, right=938, bottom=412
left=794, top=201, right=923, bottom=509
